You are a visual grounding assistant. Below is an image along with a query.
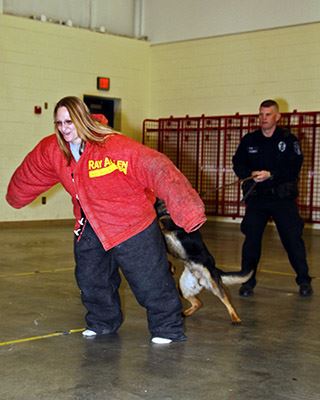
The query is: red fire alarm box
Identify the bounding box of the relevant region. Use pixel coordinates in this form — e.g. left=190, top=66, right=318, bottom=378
left=97, top=77, right=110, bottom=91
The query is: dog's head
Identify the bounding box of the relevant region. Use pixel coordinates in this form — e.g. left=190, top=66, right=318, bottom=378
left=158, top=215, right=175, bottom=232
left=158, top=215, right=183, bottom=234
left=154, top=198, right=169, bottom=219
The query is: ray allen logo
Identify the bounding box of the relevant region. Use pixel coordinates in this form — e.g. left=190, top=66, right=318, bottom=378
left=88, top=157, right=128, bottom=178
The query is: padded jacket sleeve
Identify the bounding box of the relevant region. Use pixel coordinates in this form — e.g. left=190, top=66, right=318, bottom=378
left=6, top=136, right=60, bottom=209
left=130, top=142, right=207, bottom=232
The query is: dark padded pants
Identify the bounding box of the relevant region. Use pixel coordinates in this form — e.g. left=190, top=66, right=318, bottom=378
left=240, top=197, right=312, bottom=288
left=74, top=219, right=185, bottom=340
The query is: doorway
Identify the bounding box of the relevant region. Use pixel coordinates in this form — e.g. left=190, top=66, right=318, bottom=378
left=83, top=95, right=121, bottom=129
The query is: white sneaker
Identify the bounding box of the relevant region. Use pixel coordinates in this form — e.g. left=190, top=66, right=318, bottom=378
left=151, top=337, right=172, bottom=344
left=82, top=329, right=97, bottom=337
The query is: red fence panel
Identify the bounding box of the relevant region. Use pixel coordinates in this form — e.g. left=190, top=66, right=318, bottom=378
left=143, top=111, right=320, bottom=223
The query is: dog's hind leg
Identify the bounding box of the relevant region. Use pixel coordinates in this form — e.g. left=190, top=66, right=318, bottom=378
left=183, top=295, right=203, bottom=317
left=216, top=289, right=241, bottom=324
left=208, top=281, right=242, bottom=324
left=179, top=267, right=203, bottom=316
left=194, top=264, right=242, bottom=324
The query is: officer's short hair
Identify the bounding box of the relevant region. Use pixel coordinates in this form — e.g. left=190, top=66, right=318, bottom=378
left=260, top=99, right=279, bottom=110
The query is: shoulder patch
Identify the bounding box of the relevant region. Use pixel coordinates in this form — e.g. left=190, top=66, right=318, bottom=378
left=278, top=141, right=286, bottom=152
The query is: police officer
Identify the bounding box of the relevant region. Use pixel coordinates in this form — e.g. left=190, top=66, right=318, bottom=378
left=232, top=99, right=313, bottom=297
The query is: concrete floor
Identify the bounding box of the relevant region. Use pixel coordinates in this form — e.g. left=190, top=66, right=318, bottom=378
left=0, top=220, right=319, bottom=400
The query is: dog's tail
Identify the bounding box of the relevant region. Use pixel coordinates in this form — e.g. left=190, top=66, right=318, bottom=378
left=220, top=270, right=253, bottom=286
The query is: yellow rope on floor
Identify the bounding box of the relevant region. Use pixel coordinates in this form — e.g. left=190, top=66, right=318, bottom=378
left=0, top=267, right=74, bottom=278
left=260, top=269, right=318, bottom=279
left=0, top=328, right=84, bottom=347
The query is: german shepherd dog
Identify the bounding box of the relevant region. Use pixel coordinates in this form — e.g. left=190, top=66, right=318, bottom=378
left=155, top=199, right=252, bottom=324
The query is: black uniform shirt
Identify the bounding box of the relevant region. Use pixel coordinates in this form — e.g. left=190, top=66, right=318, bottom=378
left=232, top=127, right=303, bottom=194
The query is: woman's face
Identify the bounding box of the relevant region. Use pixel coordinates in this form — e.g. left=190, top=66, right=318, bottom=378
left=55, top=106, right=81, bottom=145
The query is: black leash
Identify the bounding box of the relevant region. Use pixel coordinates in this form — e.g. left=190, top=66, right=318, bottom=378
left=214, top=175, right=255, bottom=192
left=214, top=174, right=273, bottom=203
left=240, top=175, right=273, bottom=203
left=240, top=181, right=257, bottom=203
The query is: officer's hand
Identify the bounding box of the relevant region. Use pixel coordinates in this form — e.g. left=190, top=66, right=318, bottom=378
left=252, top=170, right=271, bottom=182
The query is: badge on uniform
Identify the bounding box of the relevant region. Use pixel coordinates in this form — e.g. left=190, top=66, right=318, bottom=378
left=278, top=141, right=286, bottom=152
left=293, top=141, right=302, bottom=155
left=248, top=146, right=258, bottom=154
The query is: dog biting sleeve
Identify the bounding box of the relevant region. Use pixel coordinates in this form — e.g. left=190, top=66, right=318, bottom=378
left=136, top=147, right=207, bottom=232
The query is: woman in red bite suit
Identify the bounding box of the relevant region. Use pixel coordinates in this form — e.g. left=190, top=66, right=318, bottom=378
left=6, top=96, right=206, bottom=344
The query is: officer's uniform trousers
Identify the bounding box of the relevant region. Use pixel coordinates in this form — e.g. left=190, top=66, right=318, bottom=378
left=241, top=194, right=312, bottom=288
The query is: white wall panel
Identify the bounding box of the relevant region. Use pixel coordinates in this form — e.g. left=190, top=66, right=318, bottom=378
left=3, top=0, right=136, bottom=36
left=143, top=0, right=320, bottom=43
left=3, top=0, right=320, bottom=43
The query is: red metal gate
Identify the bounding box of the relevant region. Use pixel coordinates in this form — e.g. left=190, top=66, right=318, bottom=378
left=143, top=111, right=320, bottom=223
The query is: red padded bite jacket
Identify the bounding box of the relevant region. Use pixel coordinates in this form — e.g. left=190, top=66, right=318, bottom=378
left=6, top=133, right=206, bottom=250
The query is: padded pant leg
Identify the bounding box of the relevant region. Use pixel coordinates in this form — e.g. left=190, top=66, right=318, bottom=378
left=74, top=222, right=123, bottom=334
left=112, top=219, right=185, bottom=340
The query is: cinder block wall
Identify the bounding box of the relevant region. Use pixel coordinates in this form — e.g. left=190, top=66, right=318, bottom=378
left=150, top=23, right=320, bottom=117
left=0, top=15, right=150, bottom=222
left=2, top=15, right=320, bottom=222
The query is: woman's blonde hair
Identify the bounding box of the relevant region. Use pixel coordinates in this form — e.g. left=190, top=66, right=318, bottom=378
left=53, top=96, right=114, bottom=163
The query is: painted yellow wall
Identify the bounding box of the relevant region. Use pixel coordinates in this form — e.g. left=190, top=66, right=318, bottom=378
left=150, top=23, right=320, bottom=117
left=2, top=15, right=320, bottom=222
left=0, top=14, right=150, bottom=222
